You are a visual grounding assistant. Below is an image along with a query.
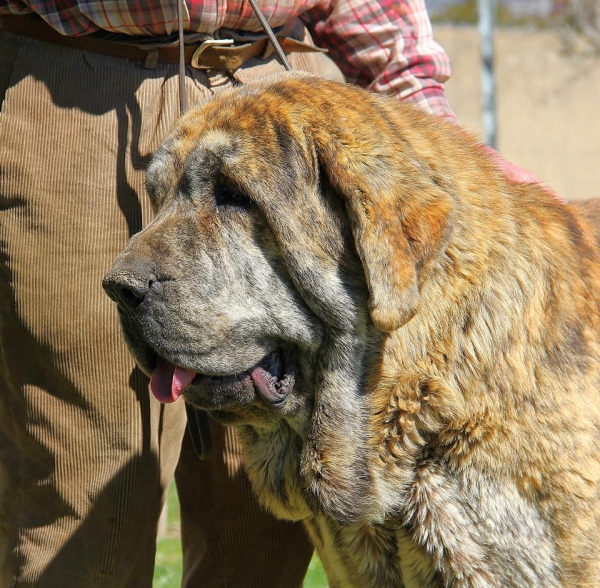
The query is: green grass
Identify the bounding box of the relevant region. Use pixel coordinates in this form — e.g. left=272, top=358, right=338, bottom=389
left=153, top=483, right=329, bottom=587
left=153, top=484, right=184, bottom=588
left=304, top=555, right=329, bottom=587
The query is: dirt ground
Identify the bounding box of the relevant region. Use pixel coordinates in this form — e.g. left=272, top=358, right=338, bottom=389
left=434, top=25, right=600, bottom=201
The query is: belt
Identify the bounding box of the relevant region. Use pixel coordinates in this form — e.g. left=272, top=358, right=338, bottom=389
left=0, top=14, right=324, bottom=70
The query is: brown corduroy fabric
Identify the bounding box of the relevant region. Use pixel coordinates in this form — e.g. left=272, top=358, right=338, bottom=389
left=176, top=420, right=314, bottom=588
left=0, top=27, right=336, bottom=588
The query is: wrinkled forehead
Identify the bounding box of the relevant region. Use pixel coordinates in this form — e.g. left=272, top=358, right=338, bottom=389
left=146, top=96, right=312, bottom=209
left=145, top=124, right=240, bottom=206
left=183, top=128, right=239, bottom=166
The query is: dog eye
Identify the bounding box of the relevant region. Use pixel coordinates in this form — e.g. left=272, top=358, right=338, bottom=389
left=214, top=183, right=253, bottom=208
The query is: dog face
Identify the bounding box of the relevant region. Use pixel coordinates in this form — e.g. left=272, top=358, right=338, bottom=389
left=103, top=73, right=454, bottom=522
left=102, top=77, right=371, bottom=415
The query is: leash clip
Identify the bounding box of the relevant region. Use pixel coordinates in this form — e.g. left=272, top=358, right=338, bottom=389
left=191, top=39, right=235, bottom=69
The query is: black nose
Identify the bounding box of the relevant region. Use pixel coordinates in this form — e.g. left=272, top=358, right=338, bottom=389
left=102, top=268, right=154, bottom=311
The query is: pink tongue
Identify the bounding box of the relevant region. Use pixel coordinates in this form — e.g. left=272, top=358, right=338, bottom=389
left=150, top=359, right=197, bottom=404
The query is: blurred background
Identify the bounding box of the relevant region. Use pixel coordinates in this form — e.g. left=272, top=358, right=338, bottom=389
left=427, top=0, right=599, bottom=201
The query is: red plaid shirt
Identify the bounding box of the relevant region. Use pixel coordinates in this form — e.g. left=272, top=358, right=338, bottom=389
left=0, top=0, right=455, bottom=120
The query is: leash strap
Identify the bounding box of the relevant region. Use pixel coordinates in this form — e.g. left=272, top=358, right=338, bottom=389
left=175, top=0, right=293, bottom=458
left=177, top=0, right=187, bottom=115
left=185, top=402, right=213, bottom=460
left=247, top=0, right=293, bottom=72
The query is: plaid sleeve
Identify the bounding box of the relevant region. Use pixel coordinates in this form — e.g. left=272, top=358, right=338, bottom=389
left=302, top=0, right=457, bottom=122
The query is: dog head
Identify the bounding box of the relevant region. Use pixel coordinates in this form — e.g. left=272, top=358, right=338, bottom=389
left=102, top=73, right=455, bottom=522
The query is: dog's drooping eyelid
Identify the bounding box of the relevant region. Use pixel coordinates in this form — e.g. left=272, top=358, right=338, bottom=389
left=213, top=176, right=254, bottom=208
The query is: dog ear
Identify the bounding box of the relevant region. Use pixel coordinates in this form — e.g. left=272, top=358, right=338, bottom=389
left=313, top=128, right=454, bottom=332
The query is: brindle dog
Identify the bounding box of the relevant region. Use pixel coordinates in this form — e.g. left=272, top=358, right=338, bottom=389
left=103, top=73, right=600, bottom=587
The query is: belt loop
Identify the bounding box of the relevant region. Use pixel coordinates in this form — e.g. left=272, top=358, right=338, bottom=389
left=143, top=49, right=159, bottom=69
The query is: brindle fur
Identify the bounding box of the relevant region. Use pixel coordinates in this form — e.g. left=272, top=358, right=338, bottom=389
left=103, top=74, right=600, bottom=587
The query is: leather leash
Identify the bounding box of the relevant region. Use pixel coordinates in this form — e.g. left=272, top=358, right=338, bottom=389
left=177, top=0, right=187, bottom=114
left=175, top=0, right=293, bottom=458
left=247, top=0, right=293, bottom=72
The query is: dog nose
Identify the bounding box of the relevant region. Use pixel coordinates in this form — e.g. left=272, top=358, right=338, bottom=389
left=102, top=267, right=154, bottom=311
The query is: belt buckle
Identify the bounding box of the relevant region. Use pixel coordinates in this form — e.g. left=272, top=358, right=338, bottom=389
left=191, top=39, right=234, bottom=69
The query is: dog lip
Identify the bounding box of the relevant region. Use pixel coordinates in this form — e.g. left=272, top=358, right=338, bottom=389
left=248, top=349, right=295, bottom=405
left=149, top=348, right=295, bottom=407
left=192, top=348, right=295, bottom=406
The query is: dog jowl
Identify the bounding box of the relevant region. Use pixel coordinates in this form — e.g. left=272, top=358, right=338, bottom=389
left=103, top=73, right=600, bottom=587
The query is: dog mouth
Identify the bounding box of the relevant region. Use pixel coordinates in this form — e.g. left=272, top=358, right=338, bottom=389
left=149, top=349, right=295, bottom=408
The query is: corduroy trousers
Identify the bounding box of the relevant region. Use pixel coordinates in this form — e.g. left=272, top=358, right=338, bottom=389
left=0, top=26, right=332, bottom=587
